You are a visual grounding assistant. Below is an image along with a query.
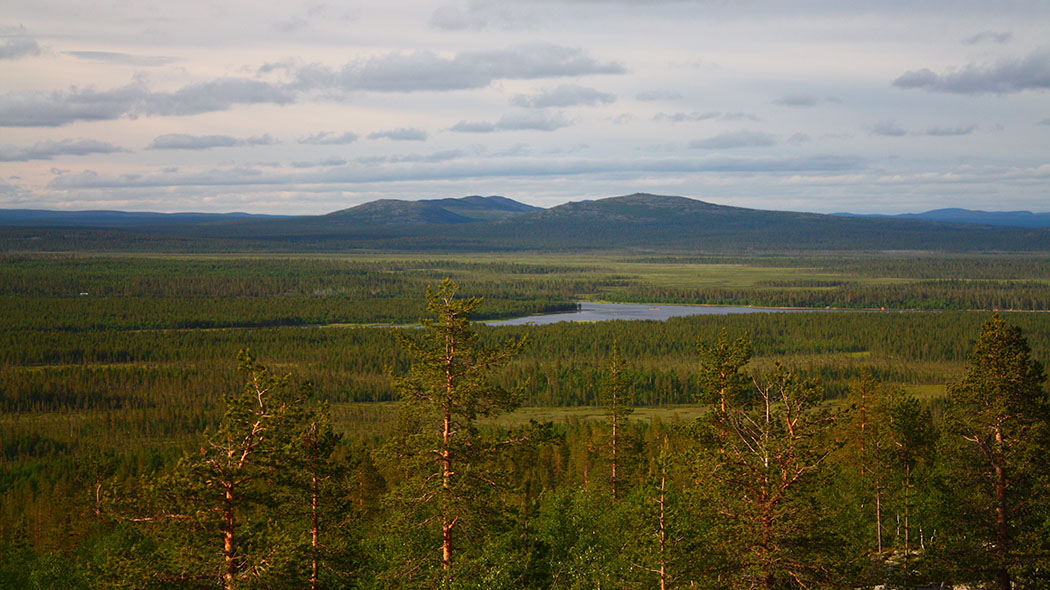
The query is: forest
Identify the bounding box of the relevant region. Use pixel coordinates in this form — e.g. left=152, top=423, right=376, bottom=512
left=2, top=252, right=1050, bottom=589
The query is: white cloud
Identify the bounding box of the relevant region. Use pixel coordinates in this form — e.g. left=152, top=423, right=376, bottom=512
left=0, top=139, right=125, bottom=161
left=0, top=38, right=41, bottom=60
left=148, top=134, right=277, bottom=150
left=367, top=128, right=429, bottom=141
left=64, top=51, right=177, bottom=66
left=636, top=90, right=682, bottom=101
left=870, top=121, right=907, bottom=136
left=298, top=131, right=360, bottom=145
left=511, top=85, right=615, bottom=108
left=773, top=93, right=821, bottom=107
left=893, top=48, right=1050, bottom=94
left=925, top=125, right=976, bottom=136
left=689, top=131, right=777, bottom=149
left=451, top=112, right=572, bottom=132
left=656, top=111, right=758, bottom=123
left=0, top=80, right=295, bottom=127
left=289, top=43, right=625, bottom=93
left=962, top=31, right=1012, bottom=45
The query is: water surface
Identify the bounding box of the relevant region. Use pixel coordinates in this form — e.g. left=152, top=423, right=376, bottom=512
left=489, top=302, right=828, bottom=326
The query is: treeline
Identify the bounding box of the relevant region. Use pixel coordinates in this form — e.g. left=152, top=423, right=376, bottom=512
left=3, top=289, right=1049, bottom=589
left=607, top=279, right=1050, bottom=311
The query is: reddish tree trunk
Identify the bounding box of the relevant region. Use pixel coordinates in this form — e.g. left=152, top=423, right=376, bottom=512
left=223, top=483, right=236, bottom=590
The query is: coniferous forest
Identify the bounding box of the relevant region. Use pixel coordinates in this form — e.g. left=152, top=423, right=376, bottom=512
left=2, top=252, right=1050, bottom=589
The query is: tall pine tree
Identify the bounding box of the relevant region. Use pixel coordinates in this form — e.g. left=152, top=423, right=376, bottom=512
left=383, top=279, right=526, bottom=588
left=940, top=314, right=1050, bottom=590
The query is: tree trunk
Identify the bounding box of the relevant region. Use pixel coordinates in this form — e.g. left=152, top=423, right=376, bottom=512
left=311, top=422, right=320, bottom=590
left=875, top=485, right=883, bottom=554
left=442, top=406, right=453, bottom=571
left=611, top=405, right=618, bottom=500
left=995, top=427, right=1010, bottom=590
left=658, top=462, right=668, bottom=590
left=223, top=483, right=236, bottom=590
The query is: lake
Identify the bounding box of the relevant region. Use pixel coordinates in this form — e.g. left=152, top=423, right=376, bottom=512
left=488, top=302, right=831, bottom=326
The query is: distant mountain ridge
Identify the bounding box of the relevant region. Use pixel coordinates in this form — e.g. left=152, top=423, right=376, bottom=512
left=0, top=209, right=288, bottom=227
left=3, top=193, right=1050, bottom=253
left=833, top=208, right=1050, bottom=228
left=325, top=195, right=540, bottom=225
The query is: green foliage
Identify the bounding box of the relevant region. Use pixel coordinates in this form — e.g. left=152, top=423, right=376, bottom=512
left=691, top=340, right=847, bottom=589
left=382, top=279, right=527, bottom=587
left=696, top=328, right=753, bottom=413
left=3, top=255, right=1050, bottom=588
left=937, top=315, right=1050, bottom=588
left=118, top=351, right=317, bottom=589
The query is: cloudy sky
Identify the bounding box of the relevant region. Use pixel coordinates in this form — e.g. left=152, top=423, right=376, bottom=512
left=1, top=1, right=1048, bottom=214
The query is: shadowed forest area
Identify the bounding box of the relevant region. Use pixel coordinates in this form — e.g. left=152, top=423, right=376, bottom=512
left=2, top=254, right=1050, bottom=589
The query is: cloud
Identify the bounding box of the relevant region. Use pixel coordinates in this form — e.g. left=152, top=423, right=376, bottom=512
left=656, top=111, right=719, bottom=123
left=449, top=120, right=497, bottom=133
left=655, top=111, right=758, bottom=123
left=893, top=48, right=1050, bottom=94
left=786, top=133, right=811, bottom=145
left=45, top=153, right=866, bottom=192
left=64, top=51, right=177, bottom=66
left=925, top=125, right=976, bottom=136
left=0, top=178, right=32, bottom=205
left=962, top=31, right=1012, bottom=45
left=290, top=43, right=625, bottom=93
left=298, top=131, right=359, bottom=145
left=636, top=90, right=682, bottom=101
left=148, top=134, right=277, bottom=150
left=870, top=121, right=907, bottom=136
left=367, top=128, right=428, bottom=141
left=291, top=157, right=348, bottom=168
left=1, top=43, right=620, bottom=127
left=511, top=85, right=615, bottom=108
left=141, top=79, right=296, bottom=116
left=0, top=139, right=125, bottom=161
left=0, top=37, right=41, bottom=60
left=689, top=131, right=776, bottom=149
left=0, top=79, right=295, bottom=127
left=358, top=149, right=467, bottom=164
left=773, top=92, right=821, bottom=107
left=450, top=112, right=571, bottom=133
left=274, top=17, right=309, bottom=33
left=0, top=85, right=146, bottom=126
left=1039, top=118, right=1050, bottom=126
left=496, top=112, right=572, bottom=131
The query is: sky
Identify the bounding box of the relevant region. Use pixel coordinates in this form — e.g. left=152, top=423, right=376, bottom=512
left=1, top=1, right=1048, bottom=215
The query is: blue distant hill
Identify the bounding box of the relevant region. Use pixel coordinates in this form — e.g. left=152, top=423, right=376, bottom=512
left=0, top=209, right=289, bottom=227
left=833, top=208, right=1050, bottom=228
left=4, top=195, right=1050, bottom=252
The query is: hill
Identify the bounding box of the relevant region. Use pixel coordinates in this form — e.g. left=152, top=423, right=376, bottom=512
left=834, top=208, right=1050, bottom=228
left=323, top=195, right=541, bottom=225
left=3, top=193, right=1050, bottom=253
left=0, top=209, right=286, bottom=228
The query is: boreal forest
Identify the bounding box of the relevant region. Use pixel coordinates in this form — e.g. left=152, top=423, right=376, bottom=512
left=3, top=196, right=1050, bottom=589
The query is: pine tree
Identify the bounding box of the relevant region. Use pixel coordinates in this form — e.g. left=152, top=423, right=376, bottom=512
left=697, top=328, right=752, bottom=416
left=598, top=341, right=634, bottom=499
left=693, top=339, right=844, bottom=589
left=130, top=350, right=311, bottom=590
left=384, top=279, right=526, bottom=588
left=940, top=314, right=1050, bottom=590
